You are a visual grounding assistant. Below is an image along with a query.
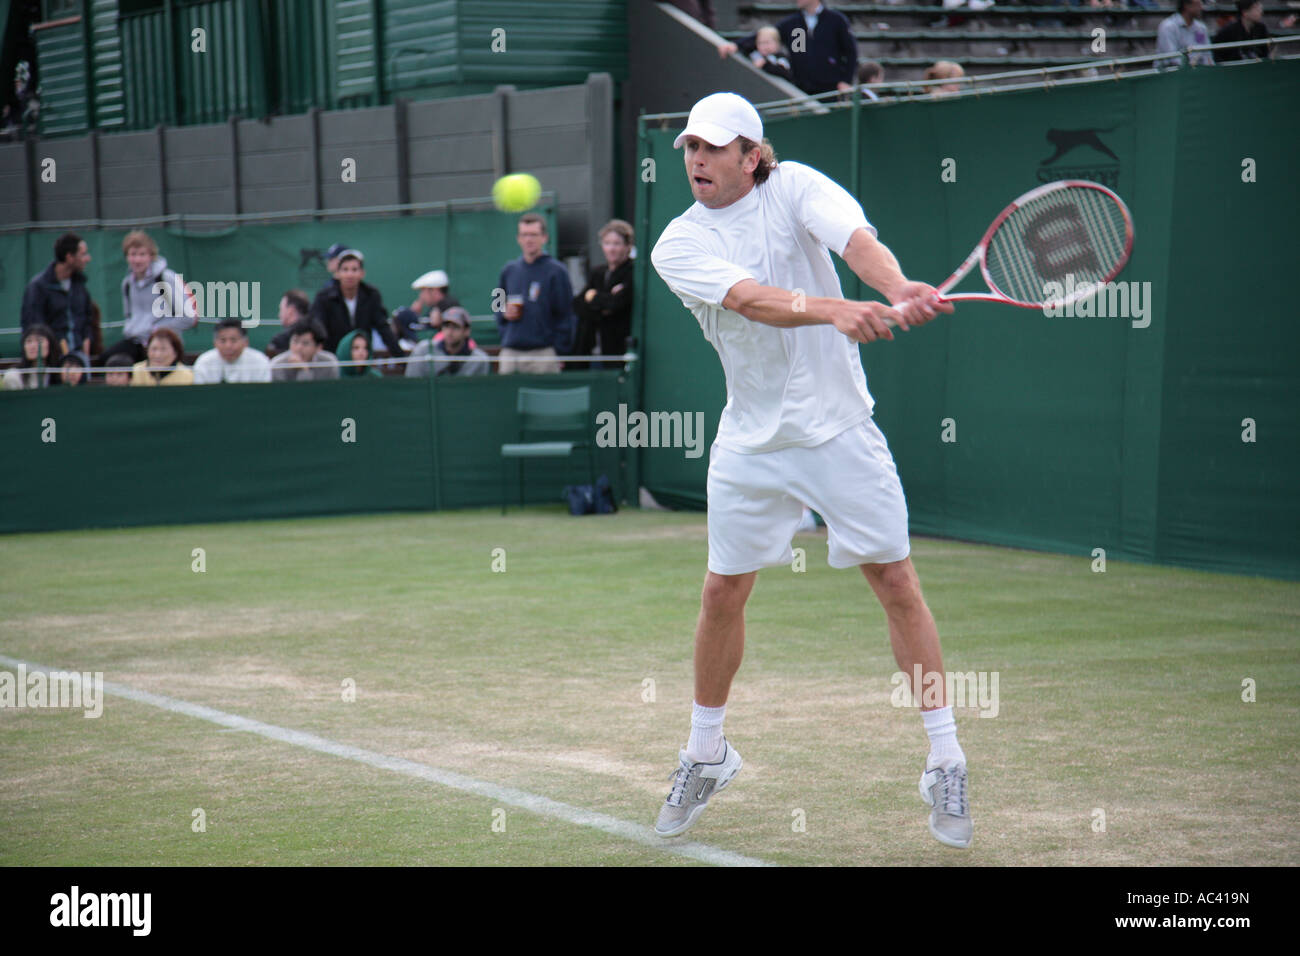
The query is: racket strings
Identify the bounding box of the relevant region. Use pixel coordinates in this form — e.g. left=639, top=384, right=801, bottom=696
left=985, top=186, right=1130, bottom=305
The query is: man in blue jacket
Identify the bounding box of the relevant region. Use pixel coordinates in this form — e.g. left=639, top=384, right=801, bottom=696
left=21, top=233, right=95, bottom=359
left=720, top=1, right=858, bottom=97
left=494, top=214, right=575, bottom=374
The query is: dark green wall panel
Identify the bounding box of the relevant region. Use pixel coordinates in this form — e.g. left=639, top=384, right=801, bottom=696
left=0, top=372, right=635, bottom=533
left=35, top=21, right=88, bottom=135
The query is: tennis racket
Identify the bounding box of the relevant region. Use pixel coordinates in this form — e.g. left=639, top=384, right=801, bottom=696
left=888, top=180, right=1134, bottom=322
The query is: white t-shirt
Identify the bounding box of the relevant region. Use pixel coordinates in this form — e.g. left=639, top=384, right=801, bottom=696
left=651, top=161, right=876, bottom=454
left=192, top=346, right=272, bottom=384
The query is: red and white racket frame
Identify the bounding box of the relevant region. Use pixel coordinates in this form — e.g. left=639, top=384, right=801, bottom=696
left=900, top=179, right=1135, bottom=316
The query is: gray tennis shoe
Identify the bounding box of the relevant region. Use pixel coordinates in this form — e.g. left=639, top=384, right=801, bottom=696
left=919, top=761, right=972, bottom=848
left=654, top=739, right=743, bottom=837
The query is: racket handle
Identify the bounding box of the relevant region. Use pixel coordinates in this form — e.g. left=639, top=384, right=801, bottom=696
left=884, top=294, right=949, bottom=326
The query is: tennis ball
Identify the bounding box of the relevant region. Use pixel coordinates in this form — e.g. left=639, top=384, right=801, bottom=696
left=492, top=173, right=542, bottom=213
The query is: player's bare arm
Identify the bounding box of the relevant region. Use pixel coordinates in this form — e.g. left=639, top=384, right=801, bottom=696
left=841, top=228, right=955, bottom=327
left=721, top=279, right=905, bottom=343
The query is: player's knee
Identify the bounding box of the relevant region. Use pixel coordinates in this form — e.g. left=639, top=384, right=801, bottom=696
left=701, top=573, right=752, bottom=615
left=863, top=561, right=923, bottom=612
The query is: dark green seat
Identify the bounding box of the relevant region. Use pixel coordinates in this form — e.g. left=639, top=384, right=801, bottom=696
left=500, top=386, right=595, bottom=513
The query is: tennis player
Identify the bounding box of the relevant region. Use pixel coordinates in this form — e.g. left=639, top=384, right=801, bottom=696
left=650, top=92, right=971, bottom=848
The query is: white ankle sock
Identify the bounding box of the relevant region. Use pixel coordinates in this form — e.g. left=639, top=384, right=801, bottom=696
left=922, top=706, right=965, bottom=768
left=686, top=701, right=726, bottom=763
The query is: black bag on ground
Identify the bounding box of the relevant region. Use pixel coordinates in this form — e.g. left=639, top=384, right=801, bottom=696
left=563, top=474, right=617, bottom=516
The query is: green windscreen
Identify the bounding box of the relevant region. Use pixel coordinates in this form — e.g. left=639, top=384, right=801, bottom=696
left=636, top=61, right=1300, bottom=580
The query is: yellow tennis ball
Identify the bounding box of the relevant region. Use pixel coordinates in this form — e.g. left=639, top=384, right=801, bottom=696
left=492, top=173, right=542, bottom=213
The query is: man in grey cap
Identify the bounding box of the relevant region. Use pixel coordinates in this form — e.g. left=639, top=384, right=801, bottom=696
left=649, top=91, right=970, bottom=849
left=403, top=306, right=487, bottom=377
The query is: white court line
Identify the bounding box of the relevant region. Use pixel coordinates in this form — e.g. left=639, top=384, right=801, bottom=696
left=0, top=655, right=773, bottom=868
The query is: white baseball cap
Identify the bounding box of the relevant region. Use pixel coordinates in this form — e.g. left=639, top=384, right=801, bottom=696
left=412, top=269, right=449, bottom=290
left=673, top=92, right=763, bottom=150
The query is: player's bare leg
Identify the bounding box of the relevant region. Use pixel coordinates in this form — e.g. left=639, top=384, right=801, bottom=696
left=860, top=558, right=945, bottom=705
left=861, top=557, right=973, bottom=848
left=653, top=570, right=754, bottom=836
left=693, top=570, right=757, bottom=707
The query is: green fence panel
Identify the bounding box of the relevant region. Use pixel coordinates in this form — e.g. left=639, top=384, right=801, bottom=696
left=0, top=369, right=635, bottom=533
left=34, top=20, right=88, bottom=135
left=457, top=0, right=629, bottom=89
left=382, top=0, right=459, bottom=95
left=1156, top=61, right=1300, bottom=578
left=1, top=379, right=435, bottom=531
left=90, top=0, right=126, bottom=129
left=332, top=0, right=381, bottom=107
left=119, top=8, right=172, bottom=127
left=636, top=63, right=1300, bottom=579
left=273, top=0, right=332, bottom=115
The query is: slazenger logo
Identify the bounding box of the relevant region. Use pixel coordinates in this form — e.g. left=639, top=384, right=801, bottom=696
left=1037, top=127, right=1121, bottom=189
left=50, top=886, right=151, bottom=936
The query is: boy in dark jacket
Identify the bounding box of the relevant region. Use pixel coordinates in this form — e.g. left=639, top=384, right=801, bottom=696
left=307, top=250, right=405, bottom=356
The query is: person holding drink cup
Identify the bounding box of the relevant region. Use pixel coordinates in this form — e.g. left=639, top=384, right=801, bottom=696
left=494, top=213, right=576, bottom=374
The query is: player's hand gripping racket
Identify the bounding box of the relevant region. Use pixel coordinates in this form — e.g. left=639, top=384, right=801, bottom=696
left=888, top=180, right=1134, bottom=323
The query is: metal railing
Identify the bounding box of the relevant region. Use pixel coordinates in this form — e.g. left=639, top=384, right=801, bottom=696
left=0, top=193, right=558, bottom=236
left=640, top=36, right=1299, bottom=122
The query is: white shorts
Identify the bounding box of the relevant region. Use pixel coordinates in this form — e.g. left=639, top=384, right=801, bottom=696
left=706, top=419, right=911, bottom=575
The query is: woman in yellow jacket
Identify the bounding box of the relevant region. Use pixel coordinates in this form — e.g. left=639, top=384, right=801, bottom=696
left=130, top=328, right=194, bottom=386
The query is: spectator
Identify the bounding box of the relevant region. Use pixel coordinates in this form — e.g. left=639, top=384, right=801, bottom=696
left=747, top=26, right=795, bottom=83
left=666, top=0, right=717, bottom=30
left=21, top=232, right=94, bottom=358
left=719, top=1, right=858, bottom=97
left=103, top=352, right=133, bottom=387
left=320, top=242, right=350, bottom=294
left=0, top=60, right=39, bottom=140
left=392, top=270, right=462, bottom=349
left=924, top=60, right=966, bottom=94
left=266, top=289, right=311, bottom=356
left=308, top=250, right=405, bottom=357
left=270, top=319, right=341, bottom=382
left=405, top=307, right=488, bottom=378
left=336, top=329, right=383, bottom=379
left=1213, top=0, right=1271, bottom=61
left=192, top=318, right=272, bottom=384
left=130, top=328, right=193, bottom=386
left=573, top=219, right=635, bottom=369
left=1157, top=0, right=1214, bottom=66
left=2, top=324, right=59, bottom=391
left=58, top=350, right=90, bottom=388
left=101, top=230, right=197, bottom=366
left=494, top=214, right=575, bottom=374
left=857, top=60, right=885, bottom=100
